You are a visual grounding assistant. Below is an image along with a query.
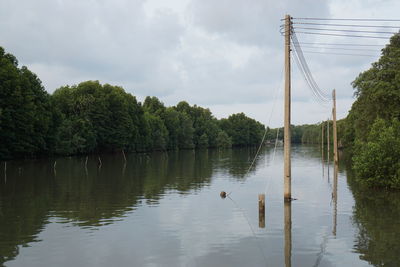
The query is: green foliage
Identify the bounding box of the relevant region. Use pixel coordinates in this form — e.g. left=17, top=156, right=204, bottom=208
left=216, top=130, right=232, bottom=148
left=353, top=118, right=400, bottom=189
left=337, top=33, right=400, bottom=189
left=0, top=47, right=267, bottom=159
left=0, top=47, right=53, bottom=159
left=220, top=113, right=265, bottom=146
left=346, top=34, right=400, bottom=145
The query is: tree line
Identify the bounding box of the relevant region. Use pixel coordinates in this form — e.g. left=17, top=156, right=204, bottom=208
left=340, top=33, right=400, bottom=189
left=0, top=47, right=265, bottom=160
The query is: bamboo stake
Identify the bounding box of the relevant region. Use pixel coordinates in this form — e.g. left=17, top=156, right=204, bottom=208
left=122, top=149, right=127, bottom=162
left=98, top=156, right=102, bottom=169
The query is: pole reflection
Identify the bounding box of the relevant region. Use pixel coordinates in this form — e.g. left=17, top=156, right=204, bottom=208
left=284, top=200, right=292, bottom=267
left=332, top=163, right=338, bottom=236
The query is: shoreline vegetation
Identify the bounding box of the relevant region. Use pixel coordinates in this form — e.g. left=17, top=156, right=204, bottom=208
left=1, top=33, right=399, bottom=189
left=0, top=46, right=266, bottom=161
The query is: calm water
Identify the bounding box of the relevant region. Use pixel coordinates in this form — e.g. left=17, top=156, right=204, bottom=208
left=0, top=146, right=399, bottom=267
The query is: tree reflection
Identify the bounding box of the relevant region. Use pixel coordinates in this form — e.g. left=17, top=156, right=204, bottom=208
left=0, top=147, right=263, bottom=264
left=348, top=171, right=400, bottom=266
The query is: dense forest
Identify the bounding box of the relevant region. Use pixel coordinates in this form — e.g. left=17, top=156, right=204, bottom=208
left=341, top=33, right=400, bottom=189
left=0, top=47, right=265, bottom=160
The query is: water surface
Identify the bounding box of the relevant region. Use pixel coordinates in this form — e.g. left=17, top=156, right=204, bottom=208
left=1, top=146, right=399, bottom=266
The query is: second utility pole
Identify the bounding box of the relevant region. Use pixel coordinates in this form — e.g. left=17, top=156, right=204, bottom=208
left=284, top=14, right=292, bottom=200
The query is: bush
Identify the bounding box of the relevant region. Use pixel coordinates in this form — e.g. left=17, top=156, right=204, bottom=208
left=353, top=118, right=400, bottom=189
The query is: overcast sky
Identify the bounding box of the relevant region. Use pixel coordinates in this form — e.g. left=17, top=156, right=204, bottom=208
left=1, top=0, right=399, bottom=127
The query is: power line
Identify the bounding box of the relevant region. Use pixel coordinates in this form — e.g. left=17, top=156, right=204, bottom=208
left=292, top=22, right=400, bottom=29
left=301, top=50, right=377, bottom=57
left=291, top=31, right=331, bottom=102
left=299, top=45, right=379, bottom=51
left=292, top=49, right=329, bottom=107
left=292, top=18, right=400, bottom=22
left=295, top=31, right=391, bottom=39
left=297, top=42, right=386, bottom=47
left=293, top=27, right=397, bottom=34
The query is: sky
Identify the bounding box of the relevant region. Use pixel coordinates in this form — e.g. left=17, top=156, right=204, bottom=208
left=1, top=0, right=399, bottom=127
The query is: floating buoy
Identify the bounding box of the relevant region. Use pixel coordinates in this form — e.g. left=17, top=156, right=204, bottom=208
left=220, top=191, right=227, bottom=199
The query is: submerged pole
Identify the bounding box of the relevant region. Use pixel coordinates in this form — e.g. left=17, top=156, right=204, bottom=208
left=284, top=14, right=292, bottom=200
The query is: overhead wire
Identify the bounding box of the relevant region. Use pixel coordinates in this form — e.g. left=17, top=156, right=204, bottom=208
left=294, top=31, right=392, bottom=39
left=292, top=27, right=397, bottom=35
left=301, top=50, right=377, bottom=57
left=292, top=18, right=400, bottom=22
left=291, top=30, right=331, bottom=102
left=296, top=42, right=385, bottom=47
left=298, top=45, right=379, bottom=52
left=292, top=22, right=400, bottom=29
left=291, top=44, right=330, bottom=107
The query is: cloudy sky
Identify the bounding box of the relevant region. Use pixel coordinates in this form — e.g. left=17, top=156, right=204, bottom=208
left=1, top=0, right=399, bottom=127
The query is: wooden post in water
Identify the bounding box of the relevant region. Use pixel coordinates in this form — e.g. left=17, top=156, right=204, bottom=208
left=284, top=200, right=292, bottom=267
left=332, top=89, right=338, bottom=166
left=98, top=156, right=102, bottom=169
left=4, top=162, right=6, bottom=183
left=284, top=14, right=292, bottom=200
left=122, top=149, right=127, bottom=162
left=258, top=194, right=265, bottom=228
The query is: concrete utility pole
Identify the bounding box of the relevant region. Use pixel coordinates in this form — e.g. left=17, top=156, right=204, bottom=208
left=327, top=117, right=330, bottom=178
left=332, top=89, right=338, bottom=165
left=284, top=14, right=292, bottom=200
left=321, top=122, right=324, bottom=174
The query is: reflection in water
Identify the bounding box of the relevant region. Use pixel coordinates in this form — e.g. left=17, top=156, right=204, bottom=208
left=0, top=148, right=264, bottom=265
left=284, top=200, right=292, bottom=267
left=1, top=146, right=400, bottom=266
left=348, top=170, right=400, bottom=267
left=332, top=164, right=338, bottom=236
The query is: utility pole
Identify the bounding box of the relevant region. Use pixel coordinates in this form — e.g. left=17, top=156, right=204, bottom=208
left=332, top=89, right=338, bottom=166
left=327, top=117, right=330, bottom=179
left=321, top=122, right=324, bottom=174
left=284, top=14, right=292, bottom=200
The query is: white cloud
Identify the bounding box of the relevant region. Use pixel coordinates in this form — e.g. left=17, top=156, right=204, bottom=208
left=0, top=0, right=398, bottom=126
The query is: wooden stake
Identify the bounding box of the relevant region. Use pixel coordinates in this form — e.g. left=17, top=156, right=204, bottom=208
left=332, top=89, right=338, bottom=166
left=258, top=194, right=265, bottom=228
left=98, top=156, right=102, bottom=169
left=85, top=156, right=88, bottom=168
left=284, top=14, right=292, bottom=200
left=122, top=149, right=127, bottom=162
left=4, top=162, right=6, bottom=183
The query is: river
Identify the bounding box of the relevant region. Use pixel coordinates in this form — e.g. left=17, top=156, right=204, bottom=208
left=0, top=145, right=399, bottom=266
